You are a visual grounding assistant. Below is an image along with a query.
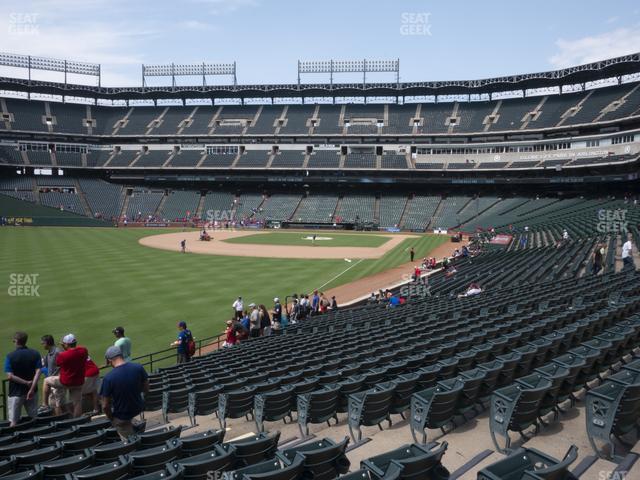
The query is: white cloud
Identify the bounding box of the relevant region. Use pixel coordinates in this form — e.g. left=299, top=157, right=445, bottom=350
left=0, top=0, right=253, bottom=86
left=192, top=0, right=259, bottom=15
left=178, top=20, right=214, bottom=31
left=549, top=26, right=640, bottom=68
left=0, top=1, right=163, bottom=86
left=1, top=22, right=148, bottom=65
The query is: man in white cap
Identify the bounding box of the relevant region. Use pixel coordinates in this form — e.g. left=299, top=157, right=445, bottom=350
left=41, top=334, right=87, bottom=417
left=100, top=345, right=148, bottom=440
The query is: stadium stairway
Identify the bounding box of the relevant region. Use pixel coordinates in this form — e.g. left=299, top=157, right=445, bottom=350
left=119, top=193, right=131, bottom=220
left=204, top=106, right=221, bottom=136
left=396, top=195, right=412, bottom=229
left=230, top=153, right=241, bottom=168
left=273, top=106, right=287, bottom=136
left=154, top=193, right=169, bottom=220
left=426, top=198, right=446, bottom=230
left=557, top=89, right=594, bottom=127
left=594, top=82, right=640, bottom=122
left=332, top=196, right=342, bottom=222
left=301, top=153, right=310, bottom=169
left=373, top=196, right=380, bottom=224
left=73, top=179, right=93, bottom=218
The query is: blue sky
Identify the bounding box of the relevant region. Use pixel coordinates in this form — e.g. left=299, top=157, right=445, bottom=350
left=0, top=0, right=639, bottom=87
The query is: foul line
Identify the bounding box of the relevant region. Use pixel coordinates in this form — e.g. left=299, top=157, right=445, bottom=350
left=316, top=258, right=365, bottom=291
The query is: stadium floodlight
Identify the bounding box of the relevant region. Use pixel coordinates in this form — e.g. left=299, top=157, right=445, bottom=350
left=0, top=52, right=101, bottom=86
left=142, top=62, right=237, bottom=88
left=297, top=58, right=400, bottom=88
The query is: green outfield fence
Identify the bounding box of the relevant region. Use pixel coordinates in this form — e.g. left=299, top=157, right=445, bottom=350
left=1, top=332, right=226, bottom=421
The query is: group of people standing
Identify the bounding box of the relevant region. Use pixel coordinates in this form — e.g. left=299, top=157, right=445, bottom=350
left=4, top=327, right=146, bottom=441
left=223, top=291, right=338, bottom=347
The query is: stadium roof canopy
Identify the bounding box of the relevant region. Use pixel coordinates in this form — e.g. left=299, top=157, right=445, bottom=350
left=0, top=52, right=638, bottom=101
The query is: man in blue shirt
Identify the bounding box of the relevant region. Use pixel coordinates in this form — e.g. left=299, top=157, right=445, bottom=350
left=171, top=321, right=192, bottom=363
left=388, top=294, right=401, bottom=308
left=311, top=290, right=320, bottom=315
left=100, top=346, right=149, bottom=440
left=4, top=332, right=41, bottom=426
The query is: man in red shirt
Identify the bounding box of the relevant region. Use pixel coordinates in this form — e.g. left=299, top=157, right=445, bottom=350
left=41, top=334, right=88, bottom=417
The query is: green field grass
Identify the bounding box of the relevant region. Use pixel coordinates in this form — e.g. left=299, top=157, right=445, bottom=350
left=0, top=228, right=447, bottom=366
left=222, top=231, right=390, bottom=247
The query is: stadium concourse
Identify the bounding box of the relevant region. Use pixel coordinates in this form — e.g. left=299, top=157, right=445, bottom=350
left=2, top=53, right=640, bottom=479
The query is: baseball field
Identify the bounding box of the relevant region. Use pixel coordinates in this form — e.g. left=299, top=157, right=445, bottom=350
left=0, top=227, right=449, bottom=365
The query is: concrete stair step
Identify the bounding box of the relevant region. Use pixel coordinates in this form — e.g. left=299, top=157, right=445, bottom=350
left=580, top=458, right=620, bottom=479
left=455, top=450, right=500, bottom=480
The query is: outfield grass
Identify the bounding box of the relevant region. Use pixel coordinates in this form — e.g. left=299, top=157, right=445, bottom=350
left=222, top=231, right=390, bottom=247
left=0, top=228, right=447, bottom=366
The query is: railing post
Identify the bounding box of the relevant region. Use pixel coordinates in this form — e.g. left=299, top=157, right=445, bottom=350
left=1, top=379, right=7, bottom=420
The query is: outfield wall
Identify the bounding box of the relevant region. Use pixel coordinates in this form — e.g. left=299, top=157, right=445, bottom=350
left=0, top=195, right=112, bottom=227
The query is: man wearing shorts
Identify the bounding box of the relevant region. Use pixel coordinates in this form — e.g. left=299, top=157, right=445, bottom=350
left=42, top=334, right=88, bottom=417
left=82, top=357, right=100, bottom=414
left=4, top=332, right=41, bottom=426
left=100, top=346, right=149, bottom=440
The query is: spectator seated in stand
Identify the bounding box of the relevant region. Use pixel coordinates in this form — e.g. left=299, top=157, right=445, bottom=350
left=458, top=282, right=482, bottom=298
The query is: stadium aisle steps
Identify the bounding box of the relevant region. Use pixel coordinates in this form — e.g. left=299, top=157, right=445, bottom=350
left=615, top=236, right=623, bottom=273
left=155, top=193, right=168, bottom=219
left=627, top=443, right=640, bottom=478
left=595, top=83, right=640, bottom=122
left=332, top=196, right=342, bottom=221
left=426, top=197, right=445, bottom=230
left=514, top=404, right=595, bottom=472
left=119, top=193, right=131, bottom=220
left=456, top=451, right=502, bottom=479
left=580, top=458, right=621, bottom=479
left=73, top=179, right=93, bottom=217
left=195, top=194, right=206, bottom=219
left=397, top=196, right=412, bottom=228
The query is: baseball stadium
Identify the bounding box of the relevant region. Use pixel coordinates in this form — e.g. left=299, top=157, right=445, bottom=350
left=0, top=2, right=640, bottom=479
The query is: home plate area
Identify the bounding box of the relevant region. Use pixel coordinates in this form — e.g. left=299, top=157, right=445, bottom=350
left=302, top=235, right=333, bottom=241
